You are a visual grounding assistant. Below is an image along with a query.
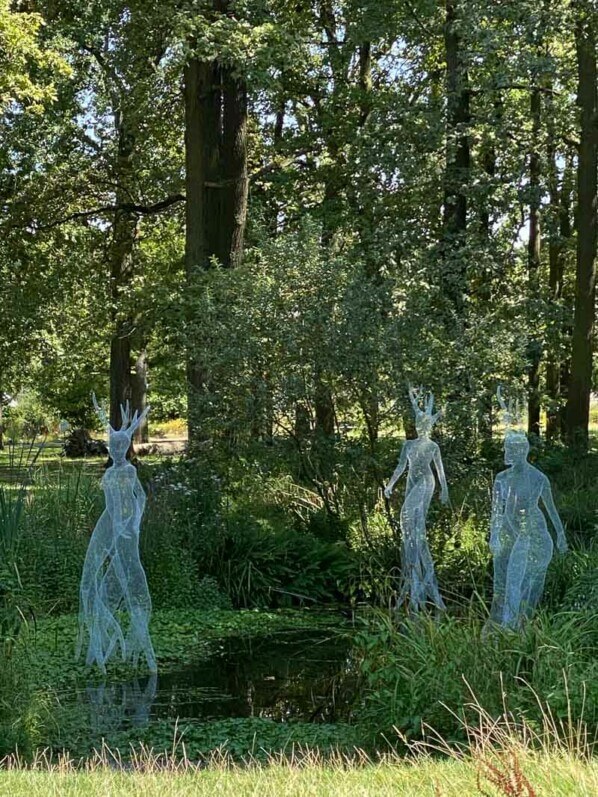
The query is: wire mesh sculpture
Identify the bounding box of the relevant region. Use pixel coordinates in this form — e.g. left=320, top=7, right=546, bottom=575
left=488, top=388, right=568, bottom=630
left=77, top=396, right=157, bottom=673
left=384, top=387, right=449, bottom=612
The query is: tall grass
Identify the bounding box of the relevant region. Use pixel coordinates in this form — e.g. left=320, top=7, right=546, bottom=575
left=0, top=733, right=597, bottom=797
left=355, top=604, right=598, bottom=747
left=0, top=437, right=48, bottom=648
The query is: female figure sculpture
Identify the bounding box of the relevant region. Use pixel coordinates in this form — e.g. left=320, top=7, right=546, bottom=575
left=384, top=387, right=449, bottom=612
left=488, top=428, right=567, bottom=629
left=77, top=397, right=156, bottom=673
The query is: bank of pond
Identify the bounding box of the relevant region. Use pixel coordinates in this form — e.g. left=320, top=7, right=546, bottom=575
left=1, top=604, right=597, bottom=764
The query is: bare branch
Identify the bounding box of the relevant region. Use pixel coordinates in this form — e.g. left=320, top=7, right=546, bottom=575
left=31, top=194, right=186, bottom=231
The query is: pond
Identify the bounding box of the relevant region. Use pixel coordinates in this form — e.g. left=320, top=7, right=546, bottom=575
left=62, top=627, right=356, bottom=743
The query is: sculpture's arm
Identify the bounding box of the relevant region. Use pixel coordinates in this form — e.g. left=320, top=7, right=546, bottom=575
left=134, top=477, right=147, bottom=519
left=384, top=443, right=409, bottom=498
left=541, top=478, right=568, bottom=553
left=489, top=479, right=504, bottom=554
left=432, top=445, right=449, bottom=504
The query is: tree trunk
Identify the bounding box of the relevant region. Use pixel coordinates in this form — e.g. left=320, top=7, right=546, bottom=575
left=442, top=0, right=470, bottom=316
left=566, top=4, right=598, bottom=447
left=184, top=14, right=248, bottom=445
left=527, top=88, right=542, bottom=438
left=108, top=114, right=137, bottom=432
left=546, top=154, right=573, bottom=440
left=131, top=348, right=149, bottom=444
left=477, top=106, right=499, bottom=444
left=110, top=332, right=132, bottom=431
left=221, top=69, right=248, bottom=269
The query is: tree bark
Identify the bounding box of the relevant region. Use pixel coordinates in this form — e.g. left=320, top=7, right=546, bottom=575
left=131, top=348, right=149, bottom=443
left=546, top=154, right=573, bottom=440
left=566, top=4, right=598, bottom=447
left=108, top=114, right=137, bottom=432
left=527, top=87, right=542, bottom=438
left=184, top=18, right=249, bottom=444
left=442, top=0, right=470, bottom=316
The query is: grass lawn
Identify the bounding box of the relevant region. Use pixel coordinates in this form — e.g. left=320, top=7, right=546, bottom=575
left=0, top=754, right=597, bottom=796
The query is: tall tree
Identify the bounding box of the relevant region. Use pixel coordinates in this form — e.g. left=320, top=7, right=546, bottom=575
left=184, top=1, right=249, bottom=444
left=566, top=0, right=597, bottom=447
left=527, top=86, right=542, bottom=437
left=442, top=0, right=470, bottom=318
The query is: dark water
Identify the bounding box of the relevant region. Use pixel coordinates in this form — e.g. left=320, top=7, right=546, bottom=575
left=71, top=628, right=356, bottom=736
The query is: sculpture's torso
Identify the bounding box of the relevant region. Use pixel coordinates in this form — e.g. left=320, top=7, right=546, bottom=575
left=102, top=464, right=141, bottom=529
left=404, top=437, right=437, bottom=491
left=494, top=464, right=551, bottom=547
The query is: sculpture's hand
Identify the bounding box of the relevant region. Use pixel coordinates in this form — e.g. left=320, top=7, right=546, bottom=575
left=557, top=536, right=568, bottom=554
left=440, top=488, right=449, bottom=506
left=384, top=485, right=393, bottom=499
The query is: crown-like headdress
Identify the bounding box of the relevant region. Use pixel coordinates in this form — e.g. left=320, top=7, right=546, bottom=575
left=496, top=385, right=522, bottom=435
left=408, top=385, right=442, bottom=427
left=92, top=393, right=150, bottom=440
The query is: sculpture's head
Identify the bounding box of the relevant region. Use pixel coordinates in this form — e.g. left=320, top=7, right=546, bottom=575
left=92, top=394, right=149, bottom=464
left=408, top=386, right=442, bottom=438
left=108, top=429, right=132, bottom=464
left=504, top=430, right=529, bottom=465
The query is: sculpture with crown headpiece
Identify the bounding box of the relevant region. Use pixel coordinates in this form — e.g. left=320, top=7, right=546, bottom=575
left=76, top=395, right=156, bottom=672
left=384, top=385, right=449, bottom=612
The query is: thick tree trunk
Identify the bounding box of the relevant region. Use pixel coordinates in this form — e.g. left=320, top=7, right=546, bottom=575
left=566, top=6, right=598, bottom=447
left=527, top=88, right=542, bottom=438
left=110, top=332, right=132, bottom=431
left=184, top=29, right=248, bottom=444
left=221, top=70, right=248, bottom=269
left=442, top=0, right=470, bottom=316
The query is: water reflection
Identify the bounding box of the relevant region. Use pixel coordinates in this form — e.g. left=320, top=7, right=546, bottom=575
left=83, top=672, right=157, bottom=734
left=154, top=630, right=356, bottom=723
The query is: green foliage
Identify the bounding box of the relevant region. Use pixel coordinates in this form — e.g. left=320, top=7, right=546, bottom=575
left=218, top=514, right=356, bottom=608
left=355, top=606, right=598, bottom=745
left=0, top=0, right=71, bottom=113
left=46, top=716, right=359, bottom=762
left=18, top=467, right=101, bottom=613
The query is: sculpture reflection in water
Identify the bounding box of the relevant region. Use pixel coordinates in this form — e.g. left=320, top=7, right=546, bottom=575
left=384, top=387, right=449, bottom=612
left=77, top=396, right=157, bottom=672
left=488, top=389, right=568, bottom=630
left=85, top=673, right=158, bottom=735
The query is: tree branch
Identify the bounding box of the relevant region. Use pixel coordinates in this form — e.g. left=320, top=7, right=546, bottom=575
left=32, top=194, right=186, bottom=231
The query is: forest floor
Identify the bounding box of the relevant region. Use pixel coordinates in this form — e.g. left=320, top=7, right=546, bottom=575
left=0, top=754, right=596, bottom=796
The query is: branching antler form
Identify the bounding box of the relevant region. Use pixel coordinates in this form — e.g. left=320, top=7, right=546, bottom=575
left=408, top=384, right=421, bottom=414
left=496, top=385, right=519, bottom=430
left=92, top=392, right=109, bottom=430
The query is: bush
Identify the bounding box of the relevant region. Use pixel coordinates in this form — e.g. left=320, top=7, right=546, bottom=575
left=215, top=513, right=356, bottom=608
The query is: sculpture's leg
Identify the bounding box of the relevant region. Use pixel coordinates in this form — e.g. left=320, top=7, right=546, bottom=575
left=418, top=537, right=445, bottom=609
left=400, top=505, right=423, bottom=611
left=115, top=533, right=157, bottom=672
left=502, top=534, right=531, bottom=628
left=401, top=497, right=435, bottom=613
left=521, top=541, right=551, bottom=618
left=79, top=522, right=124, bottom=669
left=488, top=536, right=511, bottom=626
